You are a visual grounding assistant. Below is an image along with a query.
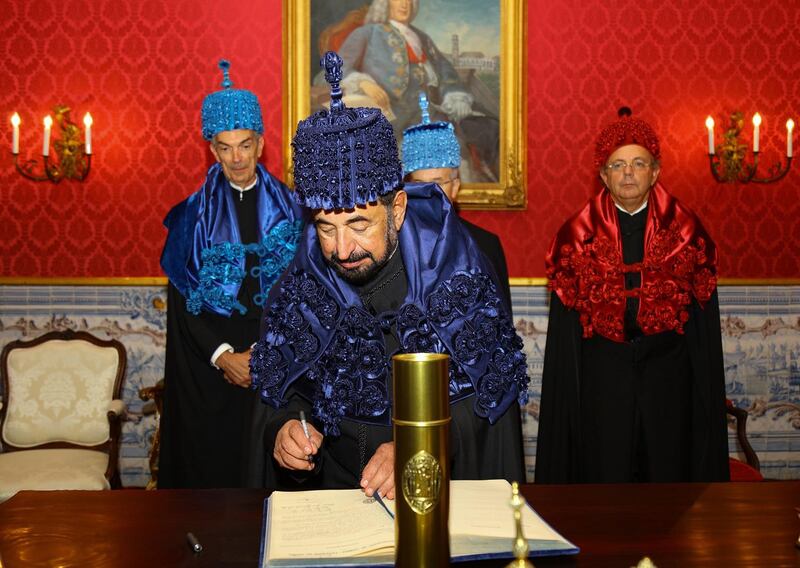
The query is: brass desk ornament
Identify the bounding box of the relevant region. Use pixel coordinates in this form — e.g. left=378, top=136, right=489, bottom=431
left=392, top=353, right=451, bottom=568
left=505, top=481, right=534, bottom=568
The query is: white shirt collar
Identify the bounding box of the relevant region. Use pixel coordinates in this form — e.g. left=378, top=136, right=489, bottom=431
left=390, top=20, right=422, bottom=56
left=229, top=178, right=258, bottom=192
left=615, top=200, right=648, bottom=216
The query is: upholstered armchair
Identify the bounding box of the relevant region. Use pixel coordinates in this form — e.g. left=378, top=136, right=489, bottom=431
left=0, top=330, right=127, bottom=502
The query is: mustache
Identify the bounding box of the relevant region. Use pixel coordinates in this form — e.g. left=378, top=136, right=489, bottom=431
left=329, top=250, right=374, bottom=267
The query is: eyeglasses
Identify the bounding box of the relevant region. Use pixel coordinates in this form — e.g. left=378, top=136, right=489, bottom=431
left=605, top=159, right=653, bottom=173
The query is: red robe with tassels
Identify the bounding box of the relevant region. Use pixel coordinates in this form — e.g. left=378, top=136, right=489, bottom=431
left=536, top=184, right=729, bottom=484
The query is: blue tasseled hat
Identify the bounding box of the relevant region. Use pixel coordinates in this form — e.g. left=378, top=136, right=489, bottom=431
left=201, top=60, right=264, bottom=141
left=291, top=51, right=402, bottom=210
left=401, top=92, right=461, bottom=175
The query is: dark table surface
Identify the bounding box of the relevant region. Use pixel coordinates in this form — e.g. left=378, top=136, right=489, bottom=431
left=0, top=481, right=798, bottom=567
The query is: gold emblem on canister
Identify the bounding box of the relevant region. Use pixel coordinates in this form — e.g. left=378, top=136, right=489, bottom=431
left=402, top=450, right=442, bottom=515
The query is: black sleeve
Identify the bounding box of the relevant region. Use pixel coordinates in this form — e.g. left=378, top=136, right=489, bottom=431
left=487, top=233, right=513, bottom=314
left=462, top=221, right=513, bottom=313
left=244, top=392, right=319, bottom=489
left=534, top=292, right=584, bottom=483
left=450, top=396, right=526, bottom=484
left=169, top=282, right=232, bottom=362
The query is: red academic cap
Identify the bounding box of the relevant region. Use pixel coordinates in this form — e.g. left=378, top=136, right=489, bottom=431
left=594, top=107, right=661, bottom=168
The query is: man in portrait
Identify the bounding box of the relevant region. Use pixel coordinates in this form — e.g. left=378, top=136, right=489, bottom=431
left=321, top=0, right=500, bottom=182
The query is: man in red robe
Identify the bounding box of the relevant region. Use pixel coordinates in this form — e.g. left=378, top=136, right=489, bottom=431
left=535, top=108, right=729, bottom=483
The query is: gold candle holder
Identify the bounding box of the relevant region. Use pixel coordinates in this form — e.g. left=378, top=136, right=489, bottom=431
left=707, top=111, right=793, bottom=184
left=11, top=105, right=92, bottom=183
left=506, top=481, right=534, bottom=568
left=392, top=353, right=451, bottom=568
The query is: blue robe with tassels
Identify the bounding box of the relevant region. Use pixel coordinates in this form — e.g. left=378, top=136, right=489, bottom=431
left=247, top=183, right=528, bottom=489
left=158, top=163, right=303, bottom=489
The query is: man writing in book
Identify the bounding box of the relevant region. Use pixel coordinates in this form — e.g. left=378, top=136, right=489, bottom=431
left=247, top=52, right=528, bottom=499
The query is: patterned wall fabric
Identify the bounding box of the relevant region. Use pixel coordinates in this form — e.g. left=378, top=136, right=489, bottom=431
left=0, top=0, right=799, bottom=278
left=0, top=284, right=797, bottom=486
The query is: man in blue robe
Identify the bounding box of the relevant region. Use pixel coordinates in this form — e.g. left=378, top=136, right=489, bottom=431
left=158, top=60, right=303, bottom=488
left=402, top=92, right=512, bottom=310
left=247, top=52, right=527, bottom=499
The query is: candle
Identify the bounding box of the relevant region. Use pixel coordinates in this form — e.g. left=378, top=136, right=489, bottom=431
left=705, top=116, right=715, bottom=155
left=11, top=112, right=20, bottom=155
left=752, top=113, right=761, bottom=153
left=787, top=118, right=795, bottom=158
left=42, top=115, right=52, bottom=157
left=83, top=112, right=93, bottom=155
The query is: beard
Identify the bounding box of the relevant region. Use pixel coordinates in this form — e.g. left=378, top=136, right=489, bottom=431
left=327, top=222, right=399, bottom=286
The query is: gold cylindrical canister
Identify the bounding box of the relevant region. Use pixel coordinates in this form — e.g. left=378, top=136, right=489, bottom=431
left=392, top=353, right=450, bottom=568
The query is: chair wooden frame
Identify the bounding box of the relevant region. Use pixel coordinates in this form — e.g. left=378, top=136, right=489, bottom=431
left=0, top=330, right=127, bottom=488
left=726, top=402, right=760, bottom=472
left=139, top=378, right=164, bottom=490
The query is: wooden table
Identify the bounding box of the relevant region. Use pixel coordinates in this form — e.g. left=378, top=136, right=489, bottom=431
left=0, top=482, right=798, bottom=567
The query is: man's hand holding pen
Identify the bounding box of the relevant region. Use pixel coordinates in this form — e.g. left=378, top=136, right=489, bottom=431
left=274, top=415, right=323, bottom=471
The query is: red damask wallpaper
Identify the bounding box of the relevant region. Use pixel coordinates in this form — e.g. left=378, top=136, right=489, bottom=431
left=0, top=0, right=798, bottom=278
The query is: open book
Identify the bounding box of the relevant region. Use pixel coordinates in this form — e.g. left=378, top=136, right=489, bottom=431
left=260, top=479, right=579, bottom=567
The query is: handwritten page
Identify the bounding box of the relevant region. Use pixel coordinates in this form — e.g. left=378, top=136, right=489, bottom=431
left=267, top=490, right=394, bottom=560
left=450, top=479, right=567, bottom=540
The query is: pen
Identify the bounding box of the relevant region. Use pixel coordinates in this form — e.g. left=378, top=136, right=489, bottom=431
left=299, top=410, right=314, bottom=463
left=299, top=410, right=311, bottom=439
left=372, top=491, right=394, bottom=520
left=186, top=532, right=203, bottom=553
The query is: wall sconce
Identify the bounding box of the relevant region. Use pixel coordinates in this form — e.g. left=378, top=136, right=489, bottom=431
left=705, top=111, right=793, bottom=183
left=10, top=105, right=92, bottom=183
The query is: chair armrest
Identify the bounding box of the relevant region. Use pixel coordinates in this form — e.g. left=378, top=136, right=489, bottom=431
left=726, top=403, right=760, bottom=472
left=107, top=399, right=126, bottom=417
left=141, top=400, right=157, bottom=416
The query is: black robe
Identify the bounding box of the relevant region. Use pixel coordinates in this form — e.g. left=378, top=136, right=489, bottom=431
left=535, top=207, right=729, bottom=483
left=159, top=187, right=261, bottom=488
left=246, top=246, right=526, bottom=490
left=461, top=219, right=512, bottom=312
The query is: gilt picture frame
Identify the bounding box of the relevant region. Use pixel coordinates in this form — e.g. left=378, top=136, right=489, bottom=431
left=282, top=0, right=526, bottom=209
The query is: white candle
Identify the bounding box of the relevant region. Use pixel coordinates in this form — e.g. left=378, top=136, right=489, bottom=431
left=705, top=116, right=715, bottom=155
left=11, top=112, right=20, bottom=155
left=83, top=112, right=93, bottom=155
left=42, top=115, right=52, bottom=157
left=787, top=118, right=794, bottom=158
left=752, top=113, right=761, bottom=153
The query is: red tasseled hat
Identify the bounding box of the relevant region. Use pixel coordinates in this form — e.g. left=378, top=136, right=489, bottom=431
left=594, top=107, right=660, bottom=168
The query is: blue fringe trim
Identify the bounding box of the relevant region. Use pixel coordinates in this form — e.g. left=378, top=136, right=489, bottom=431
left=252, top=268, right=529, bottom=435
left=187, top=219, right=303, bottom=316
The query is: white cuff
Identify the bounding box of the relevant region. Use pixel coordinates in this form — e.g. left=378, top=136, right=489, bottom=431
left=211, top=343, right=234, bottom=368
left=440, top=91, right=474, bottom=122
